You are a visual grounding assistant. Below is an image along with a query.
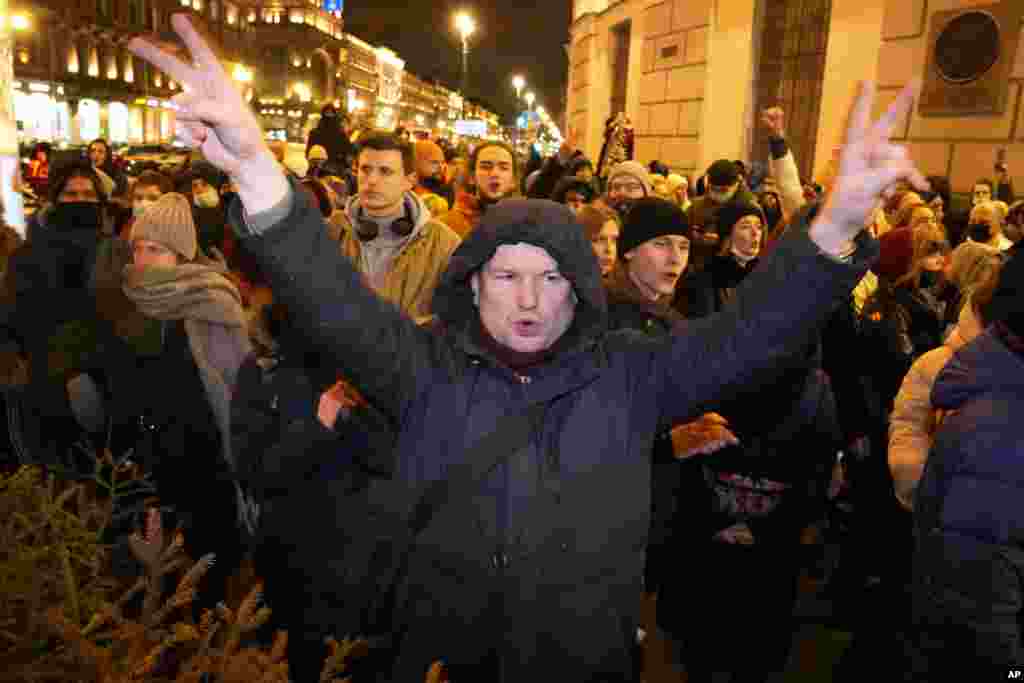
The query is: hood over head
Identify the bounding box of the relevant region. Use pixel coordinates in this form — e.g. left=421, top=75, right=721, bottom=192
left=432, top=198, right=608, bottom=354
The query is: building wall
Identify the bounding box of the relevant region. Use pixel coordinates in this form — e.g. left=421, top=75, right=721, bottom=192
left=569, top=0, right=1024, bottom=190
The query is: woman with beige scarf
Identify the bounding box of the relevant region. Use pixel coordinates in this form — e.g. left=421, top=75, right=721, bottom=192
left=98, top=192, right=251, bottom=608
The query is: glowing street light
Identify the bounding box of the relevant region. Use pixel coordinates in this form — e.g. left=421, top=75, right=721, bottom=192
left=512, top=74, right=524, bottom=100
left=454, top=11, right=476, bottom=113
left=524, top=91, right=535, bottom=110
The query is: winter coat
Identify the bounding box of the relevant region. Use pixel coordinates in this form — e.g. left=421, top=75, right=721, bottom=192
left=603, top=267, right=710, bottom=594
left=686, top=189, right=758, bottom=272
left=230, top=184, right=874, bottom=681
left=909, top=326, right=1024, bottom=674
left=333, top=192, right=461, bottom=320
left=0, top=222, right=129, bottom=416
left=860, top=283, right=946, bottom=425
left=888, top=302, right=983, bottom=511
left=306, top=122, right=356, bottom=167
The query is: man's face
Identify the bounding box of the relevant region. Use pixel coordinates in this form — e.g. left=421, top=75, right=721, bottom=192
left=624, top=234, right=690, bottom=300
left=607, top=175, right=646, bottom=206
left=88, top=143, right=107, bottom=168
left=729, top=215, right=763, bottom=260
left=564, top=190, right=587, bottom=215
left=472, top=243, right=576, bottom=353
left=417, top=150, right=445, bottom=182
left=59, top=176, right=100, bottom=203
left=358, top=149, right=414, bottom=214
left=973, top=183, right=993, bottom=206
left=475, top=147, right=516, bottom=202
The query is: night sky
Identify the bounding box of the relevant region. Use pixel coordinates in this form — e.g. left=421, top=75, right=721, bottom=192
left=344, top=0, right=570, bottom=125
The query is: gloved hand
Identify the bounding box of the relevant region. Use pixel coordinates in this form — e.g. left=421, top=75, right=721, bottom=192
left=670, top=412, right=739, bottom=459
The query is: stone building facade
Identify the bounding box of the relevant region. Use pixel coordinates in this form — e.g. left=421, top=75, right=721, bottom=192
left=567, top=0, right=1024, bottom=191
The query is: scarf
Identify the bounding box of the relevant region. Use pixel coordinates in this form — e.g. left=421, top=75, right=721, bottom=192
left=123, top=263, right=252, bottom=484
left=122, top=262, right=256, bottom=532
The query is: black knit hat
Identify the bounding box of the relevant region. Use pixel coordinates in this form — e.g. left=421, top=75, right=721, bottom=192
left=618, top=197, right=690, bottom=258
left=717, top=201, right=765, bottom=241
left=707, top=159, right=741, bottom=186
left=988, top=242, right=1024, bottom=337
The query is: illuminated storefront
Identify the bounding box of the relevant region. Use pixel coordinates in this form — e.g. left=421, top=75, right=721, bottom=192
left=375, top=47, right=403, bottom=133
left=78, top=99, right=101, bottom=142
left=108, top=102, right=129, bottom=144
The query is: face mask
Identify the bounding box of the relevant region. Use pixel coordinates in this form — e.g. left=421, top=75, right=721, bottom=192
left=194, top=189, right=220, bottom=209
left=52, top=202, right=102, bottom=232
left=420, top=176, right=446, bottom=193
left=709, top=187, right=737, bottom=204
left=919, top=270, right=940, bottom=289
left=967, top=223, right=992, bottom=243
left=133, top=200, right=155, bottom=218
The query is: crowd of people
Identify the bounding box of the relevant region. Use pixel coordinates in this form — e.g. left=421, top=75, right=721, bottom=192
left=2, top=13, right=1024, bottom=682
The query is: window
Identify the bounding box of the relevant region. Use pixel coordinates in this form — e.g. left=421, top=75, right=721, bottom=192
left=67, top=45, right=80, bottom=74
left=124, top=54, right=135, bottom=83
left=96, top=0, right=111, bottom=22
left=211, top=0, right=219, bottom=21
left=290, top=9, right=304, bottom=23
left=128, top=0, right=140, bottom=25
left=87, top=47, right=100, bottom=77
left=226, top=3, right=237, bottom=25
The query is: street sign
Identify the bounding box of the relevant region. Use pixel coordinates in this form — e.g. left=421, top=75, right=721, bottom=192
left=455, top=119, right=487, bottom=137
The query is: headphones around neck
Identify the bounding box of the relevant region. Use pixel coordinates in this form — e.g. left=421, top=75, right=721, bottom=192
left=355, top=195, right=416, bottom=241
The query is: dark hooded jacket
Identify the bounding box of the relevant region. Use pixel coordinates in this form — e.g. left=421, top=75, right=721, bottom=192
left=231, top=182, right=875, bottom=681
left=551, top=175, right=598, bottom=208
left=909, top=327, right=1024, bottom=674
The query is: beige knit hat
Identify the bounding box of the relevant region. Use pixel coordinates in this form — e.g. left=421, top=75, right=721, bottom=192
left=131, top=192, right=198, bottom=261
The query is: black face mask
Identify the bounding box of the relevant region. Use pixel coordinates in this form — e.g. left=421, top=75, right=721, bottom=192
left=420, top=175, right=446, bottom=193
left=919, top=270, right=940, bottom=289
left=967, top=223, right=992, bottom=243
left=52, top=202, right=102, bottom=232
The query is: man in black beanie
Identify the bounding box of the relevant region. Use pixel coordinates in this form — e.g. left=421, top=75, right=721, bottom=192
left=616, top=197, right=692, bottom=303
left=687, top=159, right=757, bottom=272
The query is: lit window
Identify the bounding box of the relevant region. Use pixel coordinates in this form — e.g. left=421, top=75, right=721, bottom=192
left=107, top=54, right=118, bottom=79
left=192, top=0, right=203, bottom=11
left=17, top=47, right=29, bottom=65
left=124, top=55, right=134, bottom=83
left=68, top=46, right=80, bottom=74
left=226, top=3, right=237, bottom=24
left=88, top=47, right=100, bottom=77
left=290, top=9, right=303, bottom=23
left=154, top=72, right=162, bottom=87
left=180, top=0, right=189, bottom=6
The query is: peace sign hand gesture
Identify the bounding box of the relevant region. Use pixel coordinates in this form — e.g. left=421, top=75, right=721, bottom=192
left=128, top=14, right=289, bottom=214
left=811, top=80, right=928, bottom=256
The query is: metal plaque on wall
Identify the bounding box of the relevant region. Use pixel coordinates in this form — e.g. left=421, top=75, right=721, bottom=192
left=919, top=1, right=1023, bottom=117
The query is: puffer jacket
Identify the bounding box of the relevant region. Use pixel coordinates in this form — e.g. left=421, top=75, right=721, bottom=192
left=888, top=301, right=984, bottom=510
left=909, top=325, right=1024, bottom=675
left=231, top=184, right=874, bottom=681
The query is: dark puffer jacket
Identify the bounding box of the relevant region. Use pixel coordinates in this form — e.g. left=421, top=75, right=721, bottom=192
left=232, top=185, right=874, bottom=681
left=909, top=327, right=1024, bottom=676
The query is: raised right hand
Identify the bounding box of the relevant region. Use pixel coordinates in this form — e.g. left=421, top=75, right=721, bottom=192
left=128, top=14, right=288, bottom=214
left=761, top=107, right=785, bottom=138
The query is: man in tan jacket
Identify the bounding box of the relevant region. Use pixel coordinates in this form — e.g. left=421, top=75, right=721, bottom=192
left=331, top=132, right=460, bottom=319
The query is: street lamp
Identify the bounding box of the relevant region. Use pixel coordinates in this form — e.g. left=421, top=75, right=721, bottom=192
left=524, top=91, right=535, bottom=111
left=512, top=74, right=524, bottom=100
left=454, top=11, right=475, bottom=112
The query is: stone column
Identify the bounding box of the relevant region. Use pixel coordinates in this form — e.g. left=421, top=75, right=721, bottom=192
left=812, top=0, right=887, bottom=180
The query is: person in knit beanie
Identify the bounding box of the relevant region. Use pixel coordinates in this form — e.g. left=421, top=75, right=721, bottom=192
left=129, top=192, right=198, bottom=267
left=606, top=160, right=652, bottom=211
left=114, top=188, right=252, bottom=613
left=616, top=197, right=691, bottom=302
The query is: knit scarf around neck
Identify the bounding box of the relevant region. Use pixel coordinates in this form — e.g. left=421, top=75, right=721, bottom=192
left=122, top=262, right=255, bottom=531
left=122, top=263, right=250, bottom=465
